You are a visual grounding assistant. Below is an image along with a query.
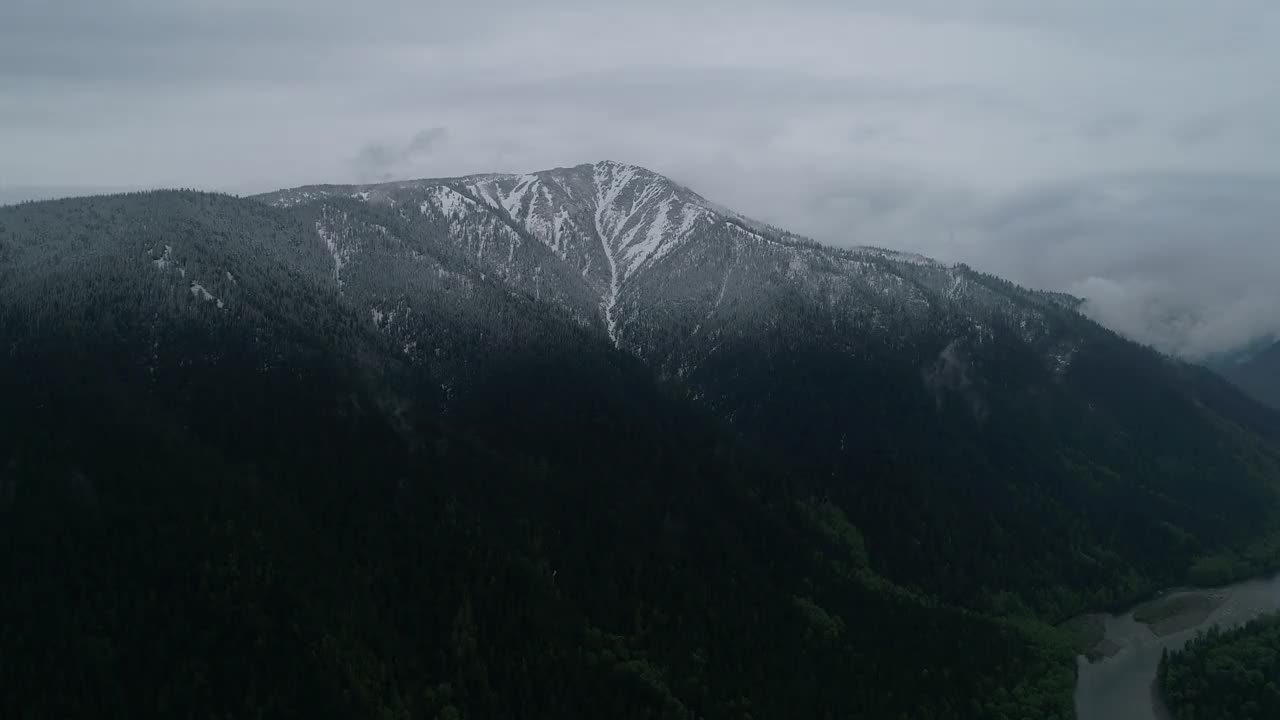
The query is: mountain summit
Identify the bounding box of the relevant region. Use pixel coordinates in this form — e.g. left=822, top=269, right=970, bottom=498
left=262, top=161, right=749, bottom=342
left=257, top=161, right=1070, bottom=363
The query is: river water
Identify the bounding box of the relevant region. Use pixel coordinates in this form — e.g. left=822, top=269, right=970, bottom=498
left=1074, top=573, right=1280, bottom=720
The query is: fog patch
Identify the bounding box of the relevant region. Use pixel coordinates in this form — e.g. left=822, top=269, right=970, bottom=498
left=351, top=128, right=448, bottom=183
left=924, top=339, right=989, bottom=423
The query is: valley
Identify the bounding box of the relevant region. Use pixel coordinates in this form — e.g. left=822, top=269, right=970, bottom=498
left=1076, top=573, right=1280, bottom=720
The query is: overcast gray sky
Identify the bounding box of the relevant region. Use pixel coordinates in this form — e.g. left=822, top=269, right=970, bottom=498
left=3, top=0, right=1279, bottom=358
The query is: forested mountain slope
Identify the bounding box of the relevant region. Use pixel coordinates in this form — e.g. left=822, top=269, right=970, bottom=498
left=263, top=162, right=1280, bottom=614
left=2, top=165, right=1280, bottom=719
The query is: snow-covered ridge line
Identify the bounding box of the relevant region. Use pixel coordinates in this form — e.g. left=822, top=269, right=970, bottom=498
left=255, top=161, right=969, bottom=288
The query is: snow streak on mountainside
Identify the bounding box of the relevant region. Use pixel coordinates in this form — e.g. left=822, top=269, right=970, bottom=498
left=457, top=161, right=715, bottom=285
left=592, top=167, right=622, bottom=345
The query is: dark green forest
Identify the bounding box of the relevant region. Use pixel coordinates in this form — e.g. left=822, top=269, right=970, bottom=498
left=1158, top=614, right=1280, bottom=719
left=3, top=190, right=1280, bottom=718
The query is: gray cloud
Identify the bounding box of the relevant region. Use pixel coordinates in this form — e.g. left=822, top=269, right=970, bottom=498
left=3, top=0, right=1279, bottom=358
left=965, top=173, right=1280, bottom=359
left=671, top=167, right=1280, bottom=360
left=1077, top=112, right=1143, bottom=142
left=1172, top=114, right=1234, bottom=147
left=351, top=128, right=448, bottom=182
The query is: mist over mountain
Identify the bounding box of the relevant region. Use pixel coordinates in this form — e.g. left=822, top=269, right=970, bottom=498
left=0, top=185, right=140, bottom=206
left=9, top=2, right=1279, bottom=369
left=1216, top=340, right=1280, bottom=410
left=3, top=161, right=1280, bottom=719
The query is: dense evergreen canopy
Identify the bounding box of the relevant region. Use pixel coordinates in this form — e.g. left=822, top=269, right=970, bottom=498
left=1159, top=614, right=1280, bottom=720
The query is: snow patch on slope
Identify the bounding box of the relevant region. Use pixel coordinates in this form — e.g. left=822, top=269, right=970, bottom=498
left=501, top=175, right=538, bottom=217
left=314, top=207, right=363, bottom=288
left=466, top=176, right=507, bottom=213
left=315, top=221, right=344, bottom=285
left=190, top=283, right=224, bottom=309
left=422, top=185, right=477, bottom=218
left=621, top=197, right=673, bottom=277
left=152, top=244, right=173, bottom=270
left=854, top=247, right=939, bottom=267
left=592, top=161, right=709, bottom=282
left=522, top=185, right=559, bottom=249
left=679, top=204, right=706, bottom=236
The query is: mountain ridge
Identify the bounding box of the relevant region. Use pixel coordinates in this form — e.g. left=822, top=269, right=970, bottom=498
left=254, top=160, right=1076, bottom=364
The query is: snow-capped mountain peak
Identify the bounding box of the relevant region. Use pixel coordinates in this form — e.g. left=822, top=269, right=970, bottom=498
left=456, top=161, right=714, bottom=283
left=260, top=161, right=716, bottom=286
left=587, top=161, right=713, bottom=281
left=255, top=161, right=1079, bottom=362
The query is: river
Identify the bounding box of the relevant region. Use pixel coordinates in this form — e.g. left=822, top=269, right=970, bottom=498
left=1073, top=573, right=1280, bottom=720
